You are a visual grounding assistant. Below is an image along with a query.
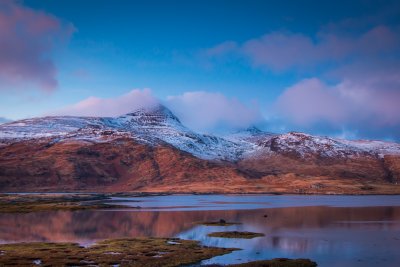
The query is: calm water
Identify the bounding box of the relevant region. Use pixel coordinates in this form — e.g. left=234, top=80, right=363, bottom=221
left=1, top=195, right=400, bottom=267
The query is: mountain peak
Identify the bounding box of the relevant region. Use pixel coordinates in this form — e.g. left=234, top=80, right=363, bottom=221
left=242, top=126, right=263, bottom=135
left=123, top=104, right=181, bottom=124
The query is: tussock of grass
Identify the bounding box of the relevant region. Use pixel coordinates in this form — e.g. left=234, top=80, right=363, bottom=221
left=207, top=231, right=265, bottom=239
left=0, top=238, right=236, bottom=266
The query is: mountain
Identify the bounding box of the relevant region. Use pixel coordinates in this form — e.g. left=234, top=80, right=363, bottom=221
left=1, top=104, right=400, bottom=194
left=0, top=105, right=243, bottom=160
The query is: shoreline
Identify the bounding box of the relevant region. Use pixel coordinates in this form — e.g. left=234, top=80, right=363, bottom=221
left=2, top=191, right=400, bottom=196
left=1, top=193, right=400, bottom=213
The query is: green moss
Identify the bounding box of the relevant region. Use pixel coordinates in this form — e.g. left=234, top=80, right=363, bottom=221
left=0, top=238, right=236, bottom=266
left=207, top=231, right=265, bottom=239
left=227, top=258, right=318, bottom=267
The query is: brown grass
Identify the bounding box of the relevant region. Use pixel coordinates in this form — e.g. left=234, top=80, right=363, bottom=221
left=0, top=238, right=236, bottom=266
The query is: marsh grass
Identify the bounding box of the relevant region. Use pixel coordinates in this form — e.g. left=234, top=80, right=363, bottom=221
left=0, top=238, right=236, bottom=266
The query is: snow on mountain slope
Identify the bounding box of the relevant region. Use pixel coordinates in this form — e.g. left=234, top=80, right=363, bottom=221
left=339, top=138, right=400, bottom=157
left=0, top=116, right=107, bottom=141
left=0, top=116, right=108, bottom=139
left=115, top=105, right=244, bottom=160
left=239, top=131, right=400, bottom=159
left=0, top=105, right=243, bottom=160
left=1, top=105, right=399, bottom=160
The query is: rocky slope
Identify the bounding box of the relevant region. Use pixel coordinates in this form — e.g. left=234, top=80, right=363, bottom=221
left=1, top=104, right=400, bottom=194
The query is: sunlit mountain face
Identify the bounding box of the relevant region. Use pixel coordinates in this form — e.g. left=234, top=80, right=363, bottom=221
left=0, top=105, right=400, bottom=193
left=1, top=0, right=400, bottom=193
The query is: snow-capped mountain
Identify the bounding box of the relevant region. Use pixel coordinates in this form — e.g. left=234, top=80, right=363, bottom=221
left=0, top=104, right=399, bottom=161
left=242, top=132, right=400, bottom=159
left=0, top=105, right=243, bottom=160
left=114, top=105, right=244, bottom=160
left=1, top=104, right=400, bottom=193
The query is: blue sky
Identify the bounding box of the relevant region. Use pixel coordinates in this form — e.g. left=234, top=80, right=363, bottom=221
left=1, top=0, right=400, bottom=140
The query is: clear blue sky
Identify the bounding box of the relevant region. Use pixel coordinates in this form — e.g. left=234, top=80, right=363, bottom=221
left=1, top=0, right=400, bottom=140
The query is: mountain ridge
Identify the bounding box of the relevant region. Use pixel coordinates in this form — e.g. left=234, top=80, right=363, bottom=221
left=1, top=104, right=399, bottom=160
left=1, top=104, right=400, bottom=194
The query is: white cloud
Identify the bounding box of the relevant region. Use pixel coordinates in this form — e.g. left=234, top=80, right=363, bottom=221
left=275, top=77, right=400, bottom=140
left=53, top=89, right=263, bottom=133
left=276, top=78, right=347, bottom=125
left=166, top=91, right=263, bottom=132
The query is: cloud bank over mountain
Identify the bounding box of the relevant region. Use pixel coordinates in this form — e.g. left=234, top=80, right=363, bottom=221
left=53, top=89, right=263, bottom=133
left=166, top=91, right=263, bottom=133
left=275, top=78, right=400, bottom=140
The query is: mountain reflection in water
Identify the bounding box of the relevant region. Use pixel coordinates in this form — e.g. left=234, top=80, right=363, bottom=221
left=1, top=198, right=400, bottom=266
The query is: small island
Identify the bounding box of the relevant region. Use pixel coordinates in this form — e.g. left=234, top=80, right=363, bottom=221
left=207, top=231, right=265, bottom=239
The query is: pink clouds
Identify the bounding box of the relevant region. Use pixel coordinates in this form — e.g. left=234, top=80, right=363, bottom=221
left=205, top=25, right=400, bottom=72
left=241, top=26, right=399, bottom=71
left=243, top=32, right=317, bottom=71
left=53, top=89, right=159, bottom=117
left=166, top=91, right=263, bottom=132
left=276, top=77, right=400, bottom=130
left=276, top=78, right=346, bottom=126
left=0, top=0, right=74, bottom=91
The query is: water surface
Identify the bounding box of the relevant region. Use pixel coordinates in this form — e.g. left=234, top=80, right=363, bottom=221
left=1, top=194, right=400, bottom=267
